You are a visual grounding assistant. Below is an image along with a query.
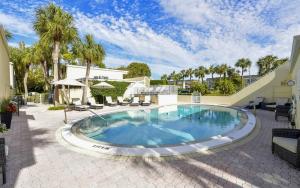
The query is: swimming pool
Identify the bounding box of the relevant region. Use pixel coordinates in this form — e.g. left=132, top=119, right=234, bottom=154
left=74, top=105, right=248, bottom=148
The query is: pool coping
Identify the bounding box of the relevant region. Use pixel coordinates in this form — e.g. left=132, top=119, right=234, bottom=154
left=60, top=105, right=256, bottom=157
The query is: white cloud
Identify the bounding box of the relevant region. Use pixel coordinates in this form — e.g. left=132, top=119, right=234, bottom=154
left=0, top=12, right=35, bottom=37
left=159, top=0, right=300, bottom=73
left=74, top=13, right=201, bottom=73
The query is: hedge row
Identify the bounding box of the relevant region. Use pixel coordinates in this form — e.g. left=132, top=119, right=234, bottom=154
left=90, top=81, right=130, bottom=103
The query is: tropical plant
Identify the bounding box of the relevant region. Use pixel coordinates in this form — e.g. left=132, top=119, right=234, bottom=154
left=73, top=34, right=105, bottom=104
left=33, top=3, right=78, bottom=104
left=219, top=64, right=228, bottom=80
left=4, top=29, right=12, bottom=40
left=0, top=98, right=17, bottom=113
left=160, top=74, right=168, bottom=85
left=235, top=58, right=250, bottom=87
left=9, top=42, right=27, bottom=93
left=186, top=68, right=194, bottom=81
left=33, top=41, right=52, bottom=91
left=256, top=55, right=288, bottom=76
left=22, top=46, right=38, bottom=99
left=194, top=66, right=207, bottom=83
left=124, top=62, right=151, bottom=78
left=208, top=65, right=216, bottom=79
left=215, top=79, right=236, bottom=95
left=190, top=82, right=208, bottom=95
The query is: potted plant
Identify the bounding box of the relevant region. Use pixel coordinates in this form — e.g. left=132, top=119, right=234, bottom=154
left=0, top=99, right=17, bottom=129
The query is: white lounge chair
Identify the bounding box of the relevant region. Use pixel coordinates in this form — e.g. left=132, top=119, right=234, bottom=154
left=248, top=97, right=264, bottom=109
left=106, top=96, right=117, bottom=106
left=88, top=97, right=103, bottom=109
left=117, top=96, right=129, bottom=106
left=73, top=99, right=89, bottom=111
left=142, top=95, right=151, bottom=106
left=130, top=97, right=140, bottom=106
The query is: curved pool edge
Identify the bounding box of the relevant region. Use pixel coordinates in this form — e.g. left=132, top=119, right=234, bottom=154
left=59, top=107, right=256, bottom=157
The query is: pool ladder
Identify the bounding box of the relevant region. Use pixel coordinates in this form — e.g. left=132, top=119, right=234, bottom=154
left=88, top=109, right=108, bottom=127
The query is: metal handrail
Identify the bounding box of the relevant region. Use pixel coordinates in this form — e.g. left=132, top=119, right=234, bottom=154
left=88, top=109, right=108, bottom=127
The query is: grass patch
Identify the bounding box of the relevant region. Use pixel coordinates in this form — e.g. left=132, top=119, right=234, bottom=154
left=48, top=106, right=65, bottom=110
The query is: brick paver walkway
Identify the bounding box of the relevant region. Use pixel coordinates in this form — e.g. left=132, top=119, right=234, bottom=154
left=1, top=104, right=299, bottom=188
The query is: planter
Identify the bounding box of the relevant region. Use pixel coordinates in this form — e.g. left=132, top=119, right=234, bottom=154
left=0, top=112, right=12, bottom=129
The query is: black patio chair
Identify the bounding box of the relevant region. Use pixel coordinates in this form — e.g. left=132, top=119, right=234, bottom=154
left=272, top=129, right=300, bottom=168
left=275, top=104, right=291, bottom=121
left=0, top=138, right=6, bottom=184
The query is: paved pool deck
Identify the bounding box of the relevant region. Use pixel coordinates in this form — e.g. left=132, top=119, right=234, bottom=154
left=1, top=103, right=300, bottom=188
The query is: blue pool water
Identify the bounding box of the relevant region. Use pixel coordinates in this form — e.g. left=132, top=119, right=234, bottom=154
left=77, top=105, right=246, bottom=147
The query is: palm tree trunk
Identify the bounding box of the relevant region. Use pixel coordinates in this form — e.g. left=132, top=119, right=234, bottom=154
left=241, top=70, right=244, bottom=88
left=23, top=69, right=29, bottom=103
left=52, top=41, right=60, bottom=105
left=41, top=61, right=50, bottom=91
left=248, top=67, right=251, bottom=84
left=201, top=77, right=204, bottom=83
left=82, top=60, right=91, bottom=104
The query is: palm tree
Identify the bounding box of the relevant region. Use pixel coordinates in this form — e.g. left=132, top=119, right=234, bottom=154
left=74, top=34, right=105, bottom=104
left=194, top=66, right=207, bottom=83
left=235, top=58, right=250, bottom=87
left=186, top=68, right=194, bottom=81
left=173, top=73, right=181, bottom=85
left=219, top=64, right=228, bottom=80
left=33, top=3, right=78, bottom=104
left=4, top=29, right=13, bottom=40
left=34, top=41, right=52, bottom=91
left=245, top=59, right=252, bottom=84
left=22, top=46, right=37, bottom=100
left=161, top=74, right=168, bottom=82
left=208, top=65, right=216, bottom=79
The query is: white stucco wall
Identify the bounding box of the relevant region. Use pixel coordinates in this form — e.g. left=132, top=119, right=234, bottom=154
left=66, top=65, right=128, bottom=81
left=0, top=26, right=10, bottom=99
left=158, top=95, right=177, bottom=106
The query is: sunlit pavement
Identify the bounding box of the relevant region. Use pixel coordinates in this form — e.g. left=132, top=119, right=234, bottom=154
left=1, top=103, right=299, bottom=188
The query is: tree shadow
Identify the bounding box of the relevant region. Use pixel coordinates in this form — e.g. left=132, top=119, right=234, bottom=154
left=1, top=110, right=52, bottom=187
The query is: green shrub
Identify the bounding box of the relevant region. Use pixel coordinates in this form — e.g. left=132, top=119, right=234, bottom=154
left=48, top=106, right=65, bottom=110
left=190, top=82, right=208, bottom=95
left=214, top=79, right=236, bottom=95
left=150, top=80, right=168, bottom=85
left=90, top=81, right=130, bottom=103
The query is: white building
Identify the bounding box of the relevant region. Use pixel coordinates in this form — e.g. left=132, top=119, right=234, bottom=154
left=66, top=64, right=128, bottom=81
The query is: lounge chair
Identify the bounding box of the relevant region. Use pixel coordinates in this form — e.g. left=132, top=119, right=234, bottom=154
left=262, top=97, right=290, bottom=111
left=130, top=97, right=140, bottom=106
left=87, top=97, right=103, bottom=109
left=106, top=96, right=117, bottom=106
left=247, top=97, right=264, bottom=109
left=73, top=99, right=89, bottom=111
left=117, top=96, right=129, bottom=106
left=272, top=129, right=300, bottom=167
left=142, top=95, right=151, bottom=106
left=275, top=103, right=291, bottom=121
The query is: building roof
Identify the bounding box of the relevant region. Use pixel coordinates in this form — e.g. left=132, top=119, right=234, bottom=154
left=66, top=64, right=128, bottom=74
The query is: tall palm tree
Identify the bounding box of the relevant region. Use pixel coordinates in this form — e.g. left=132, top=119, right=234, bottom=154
left=22, top=46, right=37, bottom=100
left=208, top=65, right=216, bottom=80
left=186, top=68, right=194, bottom=81
left=34, top=41, right=52, bottom=91
left=245, top=59, right=252, bottom=84
left=74, top=34, right=105, bottom=104
left=219, top=64, right=228, bottom=80
left=195, top=66, right=207, bottom=83
left=235, top=58, right=250, bottom=87
left=33, top=3, right=78, bottom=104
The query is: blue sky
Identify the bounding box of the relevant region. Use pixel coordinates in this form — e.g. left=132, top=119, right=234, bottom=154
left=1, top=0, right=300, bottom=78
